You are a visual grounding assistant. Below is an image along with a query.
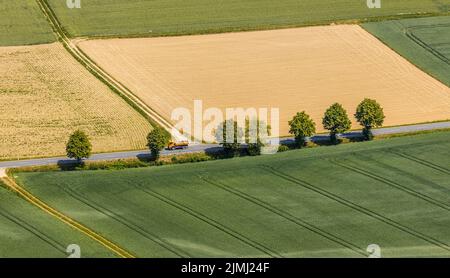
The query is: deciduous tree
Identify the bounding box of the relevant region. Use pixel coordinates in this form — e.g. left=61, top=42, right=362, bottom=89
left=355, top=98, right=385, bottom=140
left=66, top=130, right=92, bottom=163
left=245, top=118, right=271, bottom=156
left=147, top=127, right=170, bottom=160
left=322, top=103, right=351, bottom=144
left=216, top=119, right=244, bottom=156
left=288, top=111, right=316, bottom=147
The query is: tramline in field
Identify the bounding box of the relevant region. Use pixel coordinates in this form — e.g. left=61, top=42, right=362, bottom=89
left=11, top=132, right=450, bottom=257
left=1, top=0, right=449, bottom=261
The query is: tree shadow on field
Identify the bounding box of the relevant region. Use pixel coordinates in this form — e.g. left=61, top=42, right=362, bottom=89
left=57, top=159, right=84, bottom=171
left=205, top=146, right=251, bottom=159
left=204, top=146, right=225, bottom=158
left=310, top=132, right=364, bottom=146
left=136, top=153, right=153, bottom=162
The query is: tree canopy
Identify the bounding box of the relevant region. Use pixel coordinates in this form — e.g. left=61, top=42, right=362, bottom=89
left=147, top=127, right=170, bottom=160
left=289, top=111, right=316, bottom=147
left=355, top=98, right=385, bottom=140
left=322, top=103, right=351, bottom=143
left=66, top=130, right=92, bottom=162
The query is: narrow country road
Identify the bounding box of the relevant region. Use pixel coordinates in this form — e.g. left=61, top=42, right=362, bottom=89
left=1, top=121, right=448, bottom=169
left=16, top=1, right=447, bottom=171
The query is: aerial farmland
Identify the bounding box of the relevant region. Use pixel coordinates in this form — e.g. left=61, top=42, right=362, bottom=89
left=363, top=16, right=450, bottom=86
left=78, top=24, right=450, bottom=135
left=0, top=42, right=152, bottom=160
left=13, top=131, right=450, bottom=258
left=0, top=0, right=449, bottom=269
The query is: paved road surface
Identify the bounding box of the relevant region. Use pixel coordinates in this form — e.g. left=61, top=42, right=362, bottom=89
left=1, top=121, right=449, bottom=169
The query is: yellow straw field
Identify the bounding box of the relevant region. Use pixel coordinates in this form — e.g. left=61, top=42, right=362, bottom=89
left=0, top=43, right=152, bottom=160
left=78, top=25, right=450, bottom=136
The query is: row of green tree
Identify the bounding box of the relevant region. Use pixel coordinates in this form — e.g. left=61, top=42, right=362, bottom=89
left=289, top=98, right=385, bottom=146
left=65, top=98, right=384, bottom=162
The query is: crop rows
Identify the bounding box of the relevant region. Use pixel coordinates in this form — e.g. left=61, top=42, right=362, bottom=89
left=0, top=43, right=152, bottom=159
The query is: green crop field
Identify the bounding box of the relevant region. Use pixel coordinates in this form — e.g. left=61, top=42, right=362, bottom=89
left=0, top=184, right=116, bottom=258
left=14, top=131, right=450, bottom=258
left=46, top=0, right=449, bottom=38
left=363, top=16, right=450, bottom=86
left=0, top=0, right=54, bottom=46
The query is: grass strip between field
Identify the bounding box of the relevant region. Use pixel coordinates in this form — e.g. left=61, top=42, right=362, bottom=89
left=34, top=0, right=172, bottom=134
left=1, top=176, right=135, bottom=258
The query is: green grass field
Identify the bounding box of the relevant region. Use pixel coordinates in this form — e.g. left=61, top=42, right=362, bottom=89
left=0, top=184, right=116, bottom=258
left=0, top=0, right=54, bottom=46
left=47, top=0, right=449, bottom=38
left=14, top=131, right=450, bottom=258
left=363, top=16, right=450, bottom=86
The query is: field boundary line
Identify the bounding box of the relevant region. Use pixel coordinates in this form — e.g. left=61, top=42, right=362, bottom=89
left=35, top=0, right=175, bottom=133
left=405, top=24, right=450, bottom=65
left=60, top=185, right=190, bottom=258
left=199, top=176, right=366, bottom=257
left=1, top=176, right=135, bottom=258
left=0, top=209, right=66, bottom=255
left=261, top=165, right=450, bottom=253
left=333, top=159, right=450, bottom=211
left=132, top=183, right=283, bottom=258
left=30, top=2, right=449, bottom=42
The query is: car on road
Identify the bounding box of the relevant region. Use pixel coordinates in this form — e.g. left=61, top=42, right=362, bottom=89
left=167, top=141, right=189, bottom=150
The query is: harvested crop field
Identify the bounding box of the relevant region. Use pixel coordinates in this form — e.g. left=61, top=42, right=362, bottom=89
left=79, top=25, right=450, bottom=136
left=0, top=43, right=152, bottom=160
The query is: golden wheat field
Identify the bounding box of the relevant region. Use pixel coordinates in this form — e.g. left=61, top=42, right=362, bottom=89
left=0, top=43, right=152, bottom=160
left=79, top=25, right=450, bottom=136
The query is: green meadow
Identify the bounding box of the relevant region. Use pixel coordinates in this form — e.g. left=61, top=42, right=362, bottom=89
left=14, top=131, right=450, bottom=257
left=46, top=0, right=449, bottom=38
left=0, top=184, right=116, bottom=258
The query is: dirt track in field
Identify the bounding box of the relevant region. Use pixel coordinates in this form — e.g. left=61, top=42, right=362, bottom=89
left=0, top=43, right=152, bottom=160
left=79, top=25, right=450, bottom=136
